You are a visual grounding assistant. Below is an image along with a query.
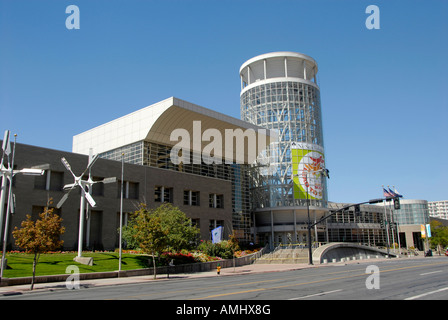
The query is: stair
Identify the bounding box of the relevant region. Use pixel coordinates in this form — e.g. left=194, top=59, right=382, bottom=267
left=255, top=247, right=310, bottom=264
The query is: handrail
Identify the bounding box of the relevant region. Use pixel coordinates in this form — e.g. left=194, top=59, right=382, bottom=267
left=273, top=242, right=327, bottom=251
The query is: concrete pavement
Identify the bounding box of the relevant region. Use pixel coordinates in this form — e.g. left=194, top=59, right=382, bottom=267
left=0, top=263, right=315, bottom=296
left=0, top=256, right=426, bottom=297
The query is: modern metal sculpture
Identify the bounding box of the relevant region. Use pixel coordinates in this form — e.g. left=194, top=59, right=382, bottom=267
left=0, top=130, right=44, bottom=278
left=0, top=130, right=45, bottom=237
left=56, top=153, right=116, bottom=260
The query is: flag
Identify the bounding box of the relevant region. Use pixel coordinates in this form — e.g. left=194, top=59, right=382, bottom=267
left=212, top=226, right=223, bottom=244
left=421, top=224, right=426, bottom=238
left=393, top=187, right=403, bottom=198
left=383, top=188, right=393, bottom=198
left=388, top=188, right=398, bottom=197
left=426, top=224, right=431, bottom=238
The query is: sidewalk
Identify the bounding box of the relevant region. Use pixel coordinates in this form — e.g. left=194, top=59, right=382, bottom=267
left=0, top=263, right=314, bottom=296
left=1, top=256, right=422, bottom=296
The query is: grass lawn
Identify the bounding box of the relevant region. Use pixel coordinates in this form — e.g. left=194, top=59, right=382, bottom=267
left=2, top=252, right=152, bottom=278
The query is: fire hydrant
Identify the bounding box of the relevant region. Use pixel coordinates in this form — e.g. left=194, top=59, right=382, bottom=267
left=217, top=264, right=221, bottom=275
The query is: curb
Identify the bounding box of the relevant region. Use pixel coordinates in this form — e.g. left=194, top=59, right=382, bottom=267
left=0, top=263, right=313, bottom=296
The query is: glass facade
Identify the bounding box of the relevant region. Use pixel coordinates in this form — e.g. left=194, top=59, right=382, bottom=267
left=239, top=52, right=329, bottom=248
left=391, top=200, right=429, bottom=225
left=100, top=141, right=233, bottom=180
left=100, top=141, right=143, bottom=165
left=241, top=80, right=327, bottom=208
left=230, top=164, right=252, bottom=241
left=99, top=140, right=253, bottom=243
left=327, top=203, right=391, bottom=246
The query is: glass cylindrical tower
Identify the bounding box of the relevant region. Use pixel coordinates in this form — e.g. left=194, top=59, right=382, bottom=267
left=240, top=52, right=328, bottom=247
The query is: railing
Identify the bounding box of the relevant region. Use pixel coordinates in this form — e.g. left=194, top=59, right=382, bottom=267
left=273, top=242, right=327, bottom=252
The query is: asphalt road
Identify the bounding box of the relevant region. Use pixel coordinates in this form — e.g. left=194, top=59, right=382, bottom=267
left=1, top=257, right=447, bottom=302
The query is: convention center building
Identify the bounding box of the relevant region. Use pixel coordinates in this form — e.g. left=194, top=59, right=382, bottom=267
left=2, top=97, right=273, bottom=251
left=1, top=52, right=410, bottom=251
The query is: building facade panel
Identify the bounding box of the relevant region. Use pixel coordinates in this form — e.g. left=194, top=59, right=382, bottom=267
left=4, top=142, right=233, bottom=251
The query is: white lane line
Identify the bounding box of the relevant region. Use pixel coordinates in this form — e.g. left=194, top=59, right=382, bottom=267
left=405, top=286, right=448, bottom=300
left=289, top=289, right=343, bottom=300
left=420, top=270, right=443, bottom=276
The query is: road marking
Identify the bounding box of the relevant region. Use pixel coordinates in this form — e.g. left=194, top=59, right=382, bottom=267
left=104, top=260, right=448, bottom=300
left=405, top=286, right=448, bottom=300
left=289, top=289, right=343, bottom=300
left=420, top=270, right=443, bottom=276
left=192, top=273, right=364, bottom=300
left=192, top=260, right=448, bottom=300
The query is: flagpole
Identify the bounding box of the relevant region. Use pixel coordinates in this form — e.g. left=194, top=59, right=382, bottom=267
left=382, top=185, right=391, bottom=257
left=1, top=134, right=16, bottom=279
left=388, top=186, right=397, bottom=253
left=118, top=153, right=124, bottom=273
left=393, top=185, right=402, bottom=256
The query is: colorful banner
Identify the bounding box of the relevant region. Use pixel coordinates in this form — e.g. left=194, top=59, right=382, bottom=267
left=426, top=224, right=432, bottom=238
left=421, top=224, right=427, bottom=238
left=291, top=142, right=326, bottom=200
left=212, top=226, right=223, bottom=243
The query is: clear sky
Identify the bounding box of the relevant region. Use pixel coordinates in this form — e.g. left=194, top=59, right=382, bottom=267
left=0, top=0, right=447, bottom=204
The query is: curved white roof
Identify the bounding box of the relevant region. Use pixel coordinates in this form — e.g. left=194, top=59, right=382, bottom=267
left=239, top=51, right=317, bottom=73
left=239, top=51, right=319, bottom=92
left=73, top=97, right=275, bottom=163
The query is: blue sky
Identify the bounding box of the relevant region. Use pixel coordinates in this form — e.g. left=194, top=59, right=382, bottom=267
left=0, top=0, right=447, bottom=204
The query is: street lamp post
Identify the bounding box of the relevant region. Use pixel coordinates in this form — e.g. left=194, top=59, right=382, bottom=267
left=0, top=132, right=45, bottom=279
left=295, top=168, right=330, bottom=265
left=118, top=153, right=124, bottom=272
left=305, top=182, right=313, bottom=265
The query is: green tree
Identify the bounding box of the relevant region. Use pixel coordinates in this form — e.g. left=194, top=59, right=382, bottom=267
left=129, top=204, right=168, bottom=279
left=126, top=203, right=199, bottom=279
left=151, top=203, right=200, bottom=251
left=12, top=208, right=65, bottom=290
left=429, top=220, right=448, bottom=254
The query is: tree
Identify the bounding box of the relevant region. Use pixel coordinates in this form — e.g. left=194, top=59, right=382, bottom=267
left=129, top=204, right=169, bottom=279
left=125, top=203, right=200, bottom=279
left=151, top=203, right=200, bottom=251
left=12, top=208, right=65, bottom=290
left=429, top=220, right=448, bottom=254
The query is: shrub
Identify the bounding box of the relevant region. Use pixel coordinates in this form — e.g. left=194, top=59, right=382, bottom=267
left=198, top=240, right=237, bottom=259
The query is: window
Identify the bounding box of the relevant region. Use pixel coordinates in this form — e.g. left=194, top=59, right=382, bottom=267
left=184, top=190, right=200, bottom=206
left=127, top=182, right=139, bottom=199
left=191, top=219, right=200, bottom=228
left=209, top=220, right=224, bottom=233
left=191, top=191, right=200, bottom=206
left=34, top=170, right=64, bottom=191
left=34, top=173, right=46, bottom=190
left=118, top=181, right=139, bottom=200
left=209, top=193, right=224, bottom=209
left=155, top=186, right=173, bottom=203
left=91, top=177, right=104, bottom=196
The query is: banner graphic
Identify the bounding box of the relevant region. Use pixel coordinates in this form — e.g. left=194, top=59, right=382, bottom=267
left=291, top=142, right=326, bottom=200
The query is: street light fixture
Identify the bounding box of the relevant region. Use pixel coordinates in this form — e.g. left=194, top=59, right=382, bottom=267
left=305, top=168, right=329, bottom=265
left=294, top=167, right=330, bottom=265
left=56, top=153, right=117, bottom=260
left=0, top=131, right=45, bottom=279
